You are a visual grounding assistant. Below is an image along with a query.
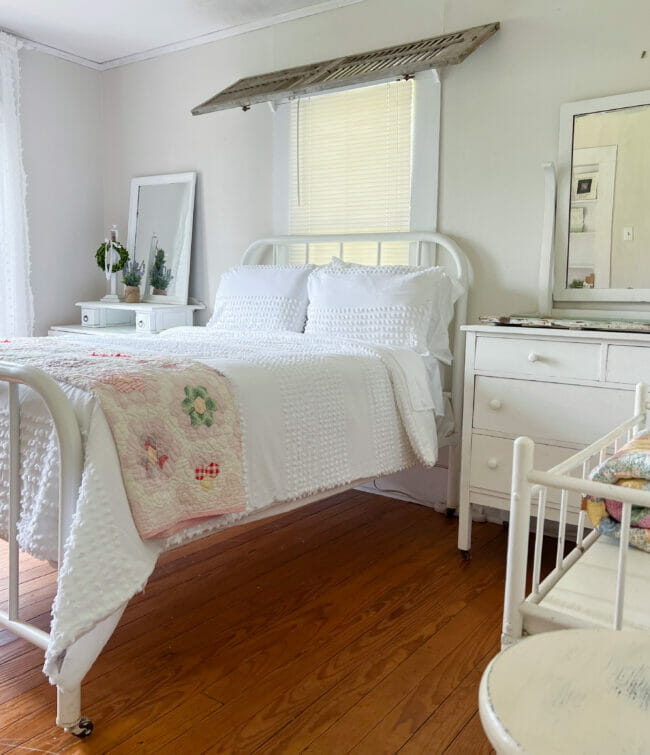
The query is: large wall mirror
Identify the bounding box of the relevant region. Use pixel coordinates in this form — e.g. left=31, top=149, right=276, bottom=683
left=554, top=89, right=650, bottom=306
left=127, top=172, right=196, bottom=305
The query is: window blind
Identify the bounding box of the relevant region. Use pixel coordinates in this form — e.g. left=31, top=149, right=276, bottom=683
left=288, top=79, right=414, bottom=265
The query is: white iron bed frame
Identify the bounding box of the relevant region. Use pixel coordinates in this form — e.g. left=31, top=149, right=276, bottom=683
left=0, top=231, right=471, bottom=737
left=502, top=382, right=650, bottom=647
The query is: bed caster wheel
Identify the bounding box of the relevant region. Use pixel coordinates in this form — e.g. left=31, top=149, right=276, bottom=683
left=460, top=549, right=471, bottom=562
left=445, top=507, right=456, bottom=519
left=68, top=717, right=93, bottom=738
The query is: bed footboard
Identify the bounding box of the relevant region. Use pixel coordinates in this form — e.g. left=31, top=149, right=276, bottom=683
left=0, top=361, right=92, bottom=737
left=502, top=382, right=650, bottom=647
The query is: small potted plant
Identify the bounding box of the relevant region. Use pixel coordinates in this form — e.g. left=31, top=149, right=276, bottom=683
left=122, top=258, right=145, bottom=303
left=149, top=247, right=173, bottom=295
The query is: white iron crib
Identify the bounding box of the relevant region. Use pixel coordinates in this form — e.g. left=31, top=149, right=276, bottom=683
left=502, top=382, right=650, bottom=647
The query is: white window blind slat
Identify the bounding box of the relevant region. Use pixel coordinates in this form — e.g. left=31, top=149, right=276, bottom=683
left=288, top=80, right=414, bottom=265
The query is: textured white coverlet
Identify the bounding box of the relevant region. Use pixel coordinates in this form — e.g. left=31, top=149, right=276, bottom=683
left=0, top=329, right=438, bottom=688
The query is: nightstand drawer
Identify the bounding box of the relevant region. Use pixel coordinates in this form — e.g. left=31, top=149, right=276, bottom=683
left=473, top=376, right=631, bottom=446
left=474, top=335, right=601, bottom=381
left=469, top=434, right=579, bottom=508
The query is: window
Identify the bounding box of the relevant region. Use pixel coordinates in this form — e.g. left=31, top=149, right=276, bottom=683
left=274, top=73, right=440, bottom=267
left=287, top=79, right=414, bottom=265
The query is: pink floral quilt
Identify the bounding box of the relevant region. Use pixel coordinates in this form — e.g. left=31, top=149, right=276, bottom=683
left=1, top=339, right=245, bottom=538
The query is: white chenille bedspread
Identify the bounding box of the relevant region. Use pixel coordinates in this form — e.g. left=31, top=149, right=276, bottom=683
left=0, top=328, right=439, bottom=689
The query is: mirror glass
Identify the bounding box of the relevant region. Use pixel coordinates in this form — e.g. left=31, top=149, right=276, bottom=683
left=128, top=173, right=196, bottom=304
left=565, top=104, right=650, bottom=290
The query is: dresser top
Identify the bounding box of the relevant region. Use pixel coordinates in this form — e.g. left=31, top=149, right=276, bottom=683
left=463, top=323, right=650, bottom=343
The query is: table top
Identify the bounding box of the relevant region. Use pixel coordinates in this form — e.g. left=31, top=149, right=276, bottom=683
left=76, top=300, right=205, bottom=311
left=479, top=629, right=650, bottom=754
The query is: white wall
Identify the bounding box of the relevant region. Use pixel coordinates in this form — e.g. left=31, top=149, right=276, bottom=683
left=19, top=49, right=105, bottom=335
left=20, top=0, right=650, bottom=326
left=98, top=0, right=650, bottom=322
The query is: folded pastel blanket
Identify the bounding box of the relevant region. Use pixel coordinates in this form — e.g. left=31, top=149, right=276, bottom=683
left=582, top=431, right=650, bottom=553
left=1, top=339, right=245, bottom=538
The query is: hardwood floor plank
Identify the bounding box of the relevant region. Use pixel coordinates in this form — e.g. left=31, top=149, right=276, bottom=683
left=400, top=646, right=499, bottom=754
left=444, top=711, right=495, bottom=754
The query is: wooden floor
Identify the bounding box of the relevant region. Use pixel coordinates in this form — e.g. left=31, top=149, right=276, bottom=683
left=0, top=491, right=507, bottom=753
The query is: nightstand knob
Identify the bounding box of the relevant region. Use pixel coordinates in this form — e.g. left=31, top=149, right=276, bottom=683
left=138, top=320, right=144, bottom=328
left=488, top=399, right=502, bottom=411
left=82, top=315, right=88, bottom=323
left=528, top=351, right=540, bottom=363
left=487, top=458, right=499, bottom=470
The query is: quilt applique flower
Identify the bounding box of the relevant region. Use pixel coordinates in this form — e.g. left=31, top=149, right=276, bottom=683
left=182, top=385, right=217, bottom=427
left=141, top=436, right=170, bottom=476
left=195, top=462, right=220, bottom=491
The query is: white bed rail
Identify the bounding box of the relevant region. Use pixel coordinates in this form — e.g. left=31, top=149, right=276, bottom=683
left=242, top=231, right=473, bottom=511
left=0, top=361, right=92, bottom=737
left=503, top=383, right=650, bottom=646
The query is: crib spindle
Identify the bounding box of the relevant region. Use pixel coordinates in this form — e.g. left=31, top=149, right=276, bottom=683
left=8, top=382, right=20, bottom=621
left=576, top=460, right=590, bottom=549
left=556, top=489, right=569, bottom=570
left=613, top=502, right=632, bottom=630
left=532, top=487, right=547, bottom=595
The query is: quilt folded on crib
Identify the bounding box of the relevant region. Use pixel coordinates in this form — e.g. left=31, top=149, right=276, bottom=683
left=582, top=431, right=650, bottom=553
left=0, top=339, right=246, bottom=538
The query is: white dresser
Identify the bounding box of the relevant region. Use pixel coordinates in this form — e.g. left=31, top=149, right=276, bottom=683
left=458, top=324, right=650, bottom=552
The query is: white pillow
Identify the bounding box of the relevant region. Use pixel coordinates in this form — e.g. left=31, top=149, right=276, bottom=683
left=208, top=265, right=315, bottom=331
left=305, top=259, right=463, bottom=364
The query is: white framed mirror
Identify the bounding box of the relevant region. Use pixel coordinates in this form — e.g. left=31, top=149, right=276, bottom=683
left=127, top=172, right=196, bottom=305
left=554, top=89, right=650, bottom=307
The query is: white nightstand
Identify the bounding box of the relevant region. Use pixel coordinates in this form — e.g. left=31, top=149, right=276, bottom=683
left=49, top=301, right=205, bottom=337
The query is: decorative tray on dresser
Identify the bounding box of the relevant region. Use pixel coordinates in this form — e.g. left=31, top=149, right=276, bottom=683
left=458, top=322, right=650, bottom=554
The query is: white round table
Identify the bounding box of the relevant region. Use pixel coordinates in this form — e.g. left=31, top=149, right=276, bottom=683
left=479, top=629, right=650, bottom=754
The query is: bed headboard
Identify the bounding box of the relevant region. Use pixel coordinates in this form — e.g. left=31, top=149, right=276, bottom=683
left=240, top=232, right=473, bottom=441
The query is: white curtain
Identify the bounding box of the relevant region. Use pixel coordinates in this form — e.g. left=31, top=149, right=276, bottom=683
left=0, top=32, right=33, bottom=337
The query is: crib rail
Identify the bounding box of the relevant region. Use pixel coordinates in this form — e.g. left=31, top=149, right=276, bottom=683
left=502, top=383, right=650, bottom=646
left=0, top=361, right=87, bottom=732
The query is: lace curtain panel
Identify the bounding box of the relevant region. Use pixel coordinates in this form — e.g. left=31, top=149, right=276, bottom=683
left=0, top=32, right=33, bottom=337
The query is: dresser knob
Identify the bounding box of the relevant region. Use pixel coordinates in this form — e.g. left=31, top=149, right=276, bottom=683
left=488, top=399, right=502, bottom=410
left=82, top=315, right=88, bottom=323
left=528, top=352, right=540, bottom=363
left=487, top=458, right=498, bottom=470
left=138, top=320, right=144, bottom=328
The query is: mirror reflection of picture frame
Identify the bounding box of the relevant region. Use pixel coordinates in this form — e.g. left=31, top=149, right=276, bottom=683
left=571, top=172, right=598, bottom=201
left=126, top=172, right=197, bottom=305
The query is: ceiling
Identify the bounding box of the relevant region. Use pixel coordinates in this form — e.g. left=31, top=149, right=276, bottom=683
left=0, top=0, right=360, bottom=68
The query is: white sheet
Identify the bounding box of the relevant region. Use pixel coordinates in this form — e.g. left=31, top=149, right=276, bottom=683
left=0, top=328, right=439, bottom=689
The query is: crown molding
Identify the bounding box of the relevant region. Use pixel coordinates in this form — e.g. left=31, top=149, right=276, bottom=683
left=12, top=0, right=363, bottom=72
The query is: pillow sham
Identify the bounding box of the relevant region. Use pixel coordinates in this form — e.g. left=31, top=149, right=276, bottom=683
left=305, top=258, right=464, bottom=364
left=208, top=264, right=315, bottom=331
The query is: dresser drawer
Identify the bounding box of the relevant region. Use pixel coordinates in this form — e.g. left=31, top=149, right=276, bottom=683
left=473, top=376, right=631, bottom=446
left=474, top=335, right=601, bottom=381
left=606, top=345, right=650, bottom=385
left=469, top=434, right=580, bottom=509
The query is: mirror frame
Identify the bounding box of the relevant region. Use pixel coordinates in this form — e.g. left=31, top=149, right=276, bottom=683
left=553, top=88, right=650, bottom=305
left=126, top=171, right=197, bottom=305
